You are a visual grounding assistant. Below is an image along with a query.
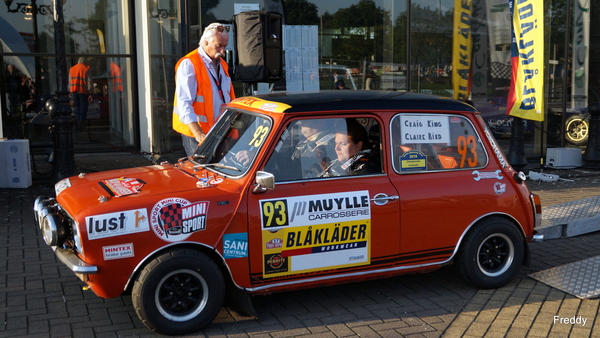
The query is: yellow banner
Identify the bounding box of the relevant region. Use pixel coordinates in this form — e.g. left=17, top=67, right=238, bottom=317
left=507, top=0, right=545, bottom=121
left=452, top=0, right=473, bottom=101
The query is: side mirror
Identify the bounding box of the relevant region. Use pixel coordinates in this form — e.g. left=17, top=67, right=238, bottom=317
left=253, top=171, right=275, bottom=193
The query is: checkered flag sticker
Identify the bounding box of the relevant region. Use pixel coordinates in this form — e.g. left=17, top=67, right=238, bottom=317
left=491, top=62, right=512, bottom=80
left=159, top=203, right=183, bottom=236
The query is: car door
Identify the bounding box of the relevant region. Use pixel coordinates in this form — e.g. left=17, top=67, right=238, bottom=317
left=245, top=115, right=400, bottom=289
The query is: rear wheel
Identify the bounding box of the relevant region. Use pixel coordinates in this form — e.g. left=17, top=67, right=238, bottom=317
left=132, top=249, right=225, bottom=335
left=455, top=217, right=524, bottom=289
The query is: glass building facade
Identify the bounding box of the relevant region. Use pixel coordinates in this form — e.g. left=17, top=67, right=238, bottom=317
left=0, top=0, right=598, bottom=163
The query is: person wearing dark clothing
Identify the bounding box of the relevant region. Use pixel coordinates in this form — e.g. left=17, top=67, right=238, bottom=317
left=5, top=64, right=20, bottom=115
left=69, top=57, right=93, bottom=121
left=320, top=119, right=381, bottom=177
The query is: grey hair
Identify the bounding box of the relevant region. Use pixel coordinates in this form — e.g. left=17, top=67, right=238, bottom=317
left=199, top=23, right=228, bottom=45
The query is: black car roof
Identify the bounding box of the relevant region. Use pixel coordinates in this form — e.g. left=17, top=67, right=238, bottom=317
left=251, top=90, right=477, bottom=114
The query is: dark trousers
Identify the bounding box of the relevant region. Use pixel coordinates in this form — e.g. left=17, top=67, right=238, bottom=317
left=72, top=92, right=89, bottom=121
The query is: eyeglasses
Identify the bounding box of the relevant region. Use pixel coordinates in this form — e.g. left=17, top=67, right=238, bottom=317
left=207, top=24, right=230, bottom=33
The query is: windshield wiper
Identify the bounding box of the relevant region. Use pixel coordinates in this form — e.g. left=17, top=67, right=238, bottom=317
left=193, top=163, right=241, bottom=171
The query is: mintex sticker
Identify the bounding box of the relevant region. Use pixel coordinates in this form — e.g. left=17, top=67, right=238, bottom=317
left=150, top=198, right=209, bottom=242
left=103, top=243, right=134, bottom=260
left=100, top=177, right=144, bottom=197
left=223, top=233, right=248, bottom=259
left=86, top=208, right=149, bottom=240
left=259, top=191, right=371, bottom=278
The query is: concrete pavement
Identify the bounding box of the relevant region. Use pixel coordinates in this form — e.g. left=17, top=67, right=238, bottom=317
left=1, top=153, right=600, bottom=337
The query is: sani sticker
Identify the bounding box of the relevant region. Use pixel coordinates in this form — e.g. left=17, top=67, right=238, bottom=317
left=150, top=198, right=209, bottom=242
left=223, top=233, right=248, bottom=259
left=259, top=191, right=371, bottom=278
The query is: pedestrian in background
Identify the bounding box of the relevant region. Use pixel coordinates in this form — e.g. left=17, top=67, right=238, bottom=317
left=69, top=57, right=93, bottom=121
left=5, top=64, right=20, bottom=115
left=172, top=22, right=235, bottom=156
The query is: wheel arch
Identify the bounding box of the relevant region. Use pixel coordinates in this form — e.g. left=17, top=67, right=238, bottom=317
left=124, top=242, right=253, bottom=306
left=453, top=213, right=530, bottom=267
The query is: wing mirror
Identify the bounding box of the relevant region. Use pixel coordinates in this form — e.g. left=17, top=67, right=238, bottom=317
left=253, top=171, right=275, bottom=193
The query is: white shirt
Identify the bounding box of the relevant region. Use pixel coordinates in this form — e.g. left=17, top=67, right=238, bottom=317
left=174, top=47, right=233, bottom=128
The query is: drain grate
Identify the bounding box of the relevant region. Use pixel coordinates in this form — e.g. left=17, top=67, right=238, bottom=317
left=529, top=255, right=600, bottom=299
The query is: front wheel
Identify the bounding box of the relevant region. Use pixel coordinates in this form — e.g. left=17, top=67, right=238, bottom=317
left=455, top=217, right=524, bottom=289
left=132, top=249, right=225, bottom=335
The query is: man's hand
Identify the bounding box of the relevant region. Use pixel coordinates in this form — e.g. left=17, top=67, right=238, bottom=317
left=195, top=132, right=206, bottom=144
left=235, top=150, right=253, bottom=166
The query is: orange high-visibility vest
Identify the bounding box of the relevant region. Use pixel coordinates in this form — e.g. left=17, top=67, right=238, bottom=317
left=172, top=49, right=235, bottom=137
left=110, top=62, right=122, bottom=92
left=69, top=63, right=90, bottom=94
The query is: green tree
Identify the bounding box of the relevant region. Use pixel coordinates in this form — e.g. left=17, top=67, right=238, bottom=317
left=284, top=0, right=319, bottom=25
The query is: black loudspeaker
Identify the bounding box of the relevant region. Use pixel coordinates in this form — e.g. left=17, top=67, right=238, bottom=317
left=233, top=11, right=283, bottom=83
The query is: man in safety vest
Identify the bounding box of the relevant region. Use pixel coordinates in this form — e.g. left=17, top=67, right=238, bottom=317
left=69, top=57, right=93, bottom=121
left=173, top=22, right=235, bottom=156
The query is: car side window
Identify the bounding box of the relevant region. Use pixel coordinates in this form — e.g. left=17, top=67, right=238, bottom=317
left=265, top=117, right=383, bottom=181
left=391, top=114, right=488, bottom=173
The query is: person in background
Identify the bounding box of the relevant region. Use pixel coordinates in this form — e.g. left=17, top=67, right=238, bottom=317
left=172, top=22, right=235, bottom=156
left=5, top=64, right=20, bottom=115
left=69, top=57, right=93, bottom=121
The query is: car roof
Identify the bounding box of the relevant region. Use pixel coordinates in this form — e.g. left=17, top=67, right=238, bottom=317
left=250, top=90, right=478, bottom=114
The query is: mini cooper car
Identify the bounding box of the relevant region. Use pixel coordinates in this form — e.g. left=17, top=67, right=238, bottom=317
left=34, top=91, right=543, bottom=335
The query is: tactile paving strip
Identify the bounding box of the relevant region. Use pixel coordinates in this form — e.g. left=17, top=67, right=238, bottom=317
left=541, top=196, right=600, bottom=227
left=529, top=255, right=600, bottom=299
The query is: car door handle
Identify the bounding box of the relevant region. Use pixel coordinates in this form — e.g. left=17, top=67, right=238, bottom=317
left=371, top=193, right=399, bottom=205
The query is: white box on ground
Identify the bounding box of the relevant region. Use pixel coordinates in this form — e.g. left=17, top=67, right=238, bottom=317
left=546, top=147, right=582, bottom=169
left=0, top=139, right=32, bottom=188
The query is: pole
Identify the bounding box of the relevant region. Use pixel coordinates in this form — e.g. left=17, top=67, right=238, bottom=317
left=51, top=0, right=76, bottom=183
left=506, top=116, right=528, bottom=170
left=583, top=103, right=600, bottom=168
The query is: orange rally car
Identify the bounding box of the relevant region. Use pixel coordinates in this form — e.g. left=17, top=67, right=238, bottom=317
left=34, top=91, right=543, bottom=335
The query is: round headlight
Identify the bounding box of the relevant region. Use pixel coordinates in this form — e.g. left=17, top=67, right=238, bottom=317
left=72, top=221, right=83, bottom=254
left=42, top=213, right=64, bottom=246
left=33, top=197, right=54, bottom=229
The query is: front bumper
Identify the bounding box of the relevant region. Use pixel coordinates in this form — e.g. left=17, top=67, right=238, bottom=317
left=53, top=246, right=98, bottom=274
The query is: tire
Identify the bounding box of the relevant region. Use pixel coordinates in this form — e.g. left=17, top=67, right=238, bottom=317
left=565, top=115, right=589, bottom=145
left=132, top=249, right=225, bottom=335
left=455, top=217, right=524, bottom=289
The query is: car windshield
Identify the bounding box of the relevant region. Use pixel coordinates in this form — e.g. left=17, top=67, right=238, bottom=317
left=190, top=109, right=272, bottom=176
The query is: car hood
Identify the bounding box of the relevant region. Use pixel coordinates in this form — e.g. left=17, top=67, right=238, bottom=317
left=54, top=164, right=241, bottom=218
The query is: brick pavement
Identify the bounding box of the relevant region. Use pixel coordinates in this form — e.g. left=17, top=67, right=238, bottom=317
left=1, top=154, right=599, bottom=337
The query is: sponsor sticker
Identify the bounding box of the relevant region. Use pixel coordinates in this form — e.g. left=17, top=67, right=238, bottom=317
left=55, top=178, right=71, bottom=196
left=103, top=243, right=134, bottom=260
left=259, top=191, right=371, bottom=277
left=101, top=177, right=144, bottom=197
left=223, top=233, right=248, bottom=259
left=400, top=150, right=427, bottom=172
left=494, top=182, right=507, bottom=195
left=86, top=208, right=149, bottom=240
left=472, top=170, right=504, bottom=181
left=150, top=198, right=209, bottom=242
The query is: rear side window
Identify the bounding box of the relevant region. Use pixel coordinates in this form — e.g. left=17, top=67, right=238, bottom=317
left=390, top=114, right=488, bottom=173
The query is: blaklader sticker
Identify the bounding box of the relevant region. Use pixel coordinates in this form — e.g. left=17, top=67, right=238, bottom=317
left=259, top=191, right=371, bottom=278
